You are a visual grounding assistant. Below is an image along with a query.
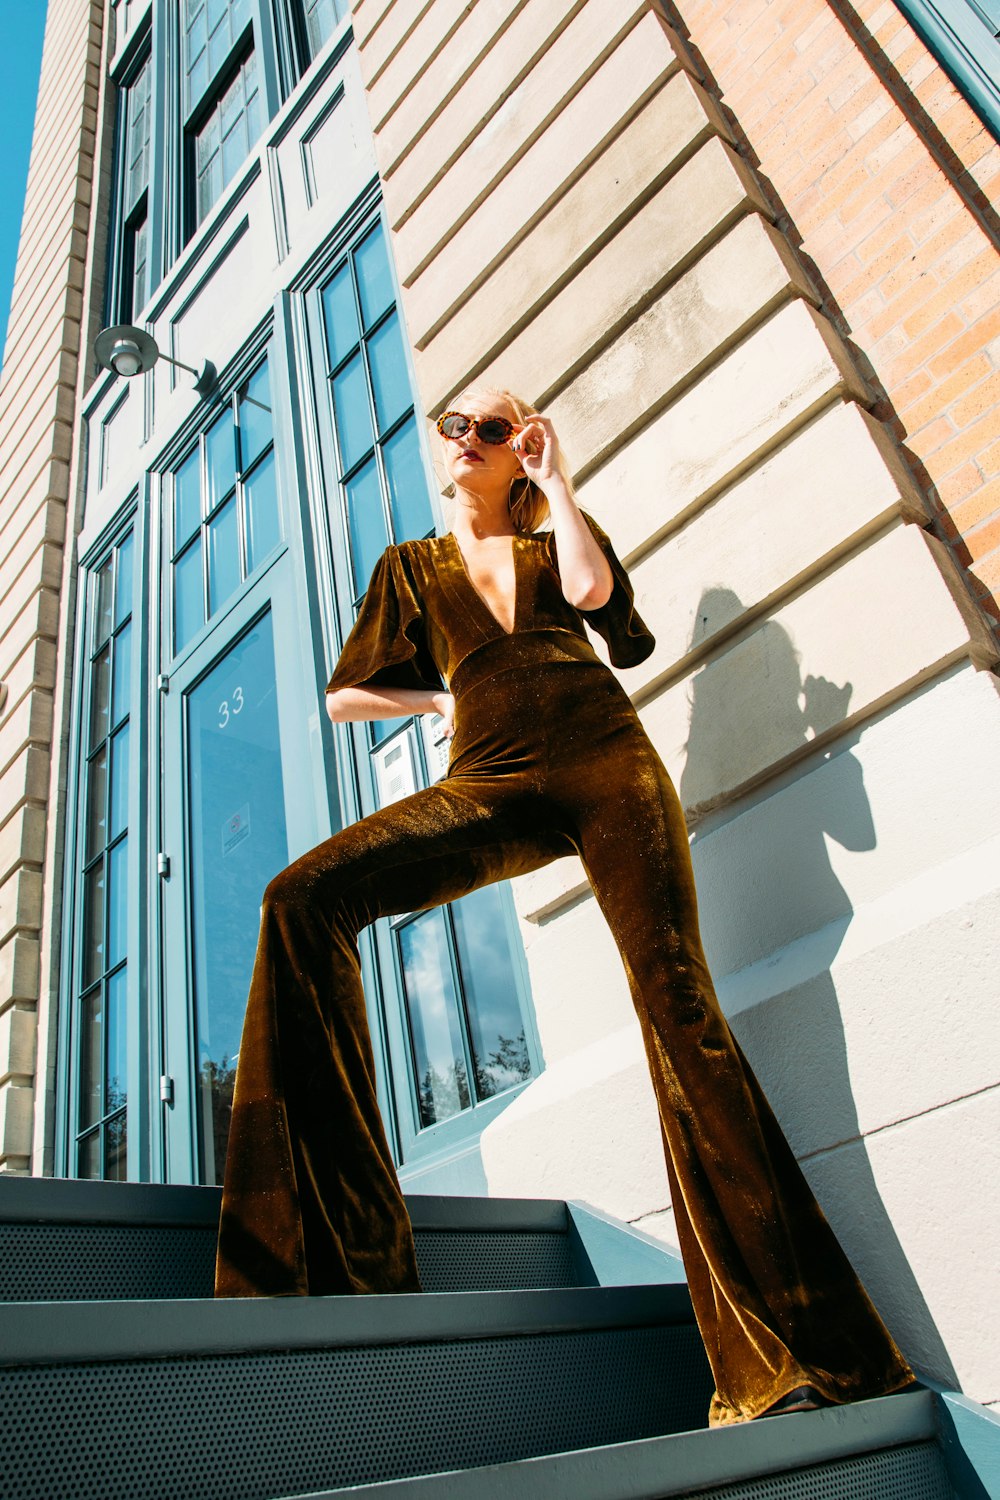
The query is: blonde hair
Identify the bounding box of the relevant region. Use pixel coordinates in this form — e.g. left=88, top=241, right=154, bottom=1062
left=440, top=383, right=578, bottom=536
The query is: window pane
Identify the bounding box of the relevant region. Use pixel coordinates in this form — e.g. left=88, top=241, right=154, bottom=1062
left=174, top=535, right=205, bottom=654
left=175, top=449, right=202, bottom=548
left=322, top=262, right=359, bottom=371
left=206, top=411, right=235, bottom=512
left=452, top=885, right=532, bottom=1101
left=368, top=312, right=410, bottom=433
left=111, top=621, right=132, bottom=727
left=398, top=910, right=470, bottom=1128
left=77, top=1130, right=101, bottom=1179
left=82, top=859, right=106, bottom=989
left=354, top=225, right=394, bottom=330
left=132, top=215, right=149, bottom=319
left=245, top=450, right=282, bottom=572
left=94, top=558, right=114, bottom=649
left=109, top=724, right=130, bottom=842
left=107, top=837, right=129, bottom=973
left=105, top=1113, right=128, bottom=1181
left=115, top=531, right=134, bottom=627
left=345, top=459, right=388, bottom=594
left=208, top=495, right=241, bottom=615
left=332, top=354, right=375, bottom=472
left=86, top=745, right=108, bottom=864
left=78, top=986, right=103, bottom=1130
left=106, top=966, right=128, bottom=1115
left=187, top=614, right=290, bottom=1184
left=383, top=419, right=432, bottom=541
left=90, top=647, right=111, bottom=751
left=126, top=57, right=151, bottom=209
left=238, top=361, right=272, bottom=469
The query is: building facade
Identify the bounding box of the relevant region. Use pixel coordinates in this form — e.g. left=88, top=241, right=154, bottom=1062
left=1, top=0, right=998, bottom=1407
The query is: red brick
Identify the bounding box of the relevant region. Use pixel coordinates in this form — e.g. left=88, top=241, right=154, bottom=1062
left=965, top=512, right=1000, bottom=563
left=904, top=354, right=991, bottom=432
left=928, top=306, right=1000, bottom=380
left=938, top=461, right=985, bottom=512
left=952, top=369, right=1000, bottom=430
left=921, top=410, right=999, bottom=475
left=952, top=475, right=1000, bottom=531
left=868, top=276, right=938, bottom=342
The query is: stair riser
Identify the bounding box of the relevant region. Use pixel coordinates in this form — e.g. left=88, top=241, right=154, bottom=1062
left=1, top=1325, right=714, bottom=1500
left=0, top=1224, right=585, bottom=1301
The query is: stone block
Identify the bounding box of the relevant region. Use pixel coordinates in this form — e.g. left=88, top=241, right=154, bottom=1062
left=623, top=401, right=929, bottom=674
left=575, top=300, right=875, bottom=559
left=530, top=214, right=818, bottom=479
left=0, top=804, right=47, bottom=887
left=384, top=0, right=650, bottom=238
left=649, top=524, right=997, bottom=823
left=420, top=111, right=752, bottom=411
left=402, top=7, right=684, bottom=342
left=804, top=1090, right=1000, bottom=1402
left=0, top=933, right=40, bottom=1004
left=374, top=0, right=579, bottom=174
left=0, top=1004, right=37, bottom=1084
left=0, top=1079, right=34, bottom=1164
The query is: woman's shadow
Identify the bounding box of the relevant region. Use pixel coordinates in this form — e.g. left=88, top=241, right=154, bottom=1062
left=678, top=587, right=958, bottom=1387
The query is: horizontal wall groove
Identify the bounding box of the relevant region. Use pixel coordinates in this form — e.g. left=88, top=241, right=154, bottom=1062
left=410, top=55, right=686, bottom=345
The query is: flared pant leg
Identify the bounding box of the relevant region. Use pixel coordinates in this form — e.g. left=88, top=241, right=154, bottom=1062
left=215, top=772, right=574, bottom=1298
left=565, top=710, right=914, bottom=1424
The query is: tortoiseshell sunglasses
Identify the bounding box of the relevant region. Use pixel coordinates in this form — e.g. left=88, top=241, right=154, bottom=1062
left=436, top=411, right=517, bottom=445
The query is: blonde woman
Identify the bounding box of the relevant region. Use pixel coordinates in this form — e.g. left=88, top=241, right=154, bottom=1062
left=215, top=385, right=915, bottom=1427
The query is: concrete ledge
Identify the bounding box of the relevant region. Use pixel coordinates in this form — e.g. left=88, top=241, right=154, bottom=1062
left=538, top=216, right=818, bottom=482
left=576, top=300, right=874, bottom=560
left=402, top=8, right=685, bottom=339
left=372, top=0, right=576, bottom=178
left=420, top=124, right=759, bottom=414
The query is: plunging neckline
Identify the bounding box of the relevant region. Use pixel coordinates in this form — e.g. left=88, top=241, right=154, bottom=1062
left=448, top=530, right=520, bottom=637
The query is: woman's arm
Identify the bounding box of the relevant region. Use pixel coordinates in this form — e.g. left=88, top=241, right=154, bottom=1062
left=326, top=683, right=455, bottom=735
left=516, top=417, right=614, bottom=610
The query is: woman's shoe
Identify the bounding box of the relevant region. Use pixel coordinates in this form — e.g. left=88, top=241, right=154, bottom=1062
left=757, top=1385, right=828, bottom=1417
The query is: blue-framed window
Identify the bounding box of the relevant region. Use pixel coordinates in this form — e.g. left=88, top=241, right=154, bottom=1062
left=72, top=528, right=137, bottom=1179
left=294, top=0, right=350, bottom=66
left=316, top=215, right=538, bottom=1142
left=892, top=0, right=1000, bottom=139
left=108, top=43, right=154, bottom=324
left=169, top=357, right=281, bottom=658
left=182, top=0, right=263, bottom=232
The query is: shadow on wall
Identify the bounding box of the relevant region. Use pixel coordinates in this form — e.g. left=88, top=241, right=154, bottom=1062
left=679, top=588, right=959, bottom=1388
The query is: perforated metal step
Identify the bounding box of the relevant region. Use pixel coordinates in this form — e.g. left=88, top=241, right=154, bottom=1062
left=271, top=1390, right=949, bottom=1500
left=0, top=1181, right=580, bottom=1300
left=0, top=1286, right=714, bottom=1500
left=0, top=1178, right=685, bottom=1300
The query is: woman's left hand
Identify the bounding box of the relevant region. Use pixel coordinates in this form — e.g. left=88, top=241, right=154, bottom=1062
left=511, top=415, right=561, bottom=489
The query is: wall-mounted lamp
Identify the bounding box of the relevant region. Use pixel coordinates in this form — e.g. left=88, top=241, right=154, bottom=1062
left=94, top=324, right=217, bottom=394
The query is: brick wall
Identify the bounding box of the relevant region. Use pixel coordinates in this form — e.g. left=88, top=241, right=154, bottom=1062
left=675, top=0, right=1000, bottom=622
left=0, top=0, right=105, bottom=1172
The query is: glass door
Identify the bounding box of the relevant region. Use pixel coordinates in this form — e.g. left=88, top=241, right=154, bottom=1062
left=160, top=570, right=320, bottom=1183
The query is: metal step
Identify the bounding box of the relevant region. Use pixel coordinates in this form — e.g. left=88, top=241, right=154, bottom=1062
left=0, top=1284, right=715, bottom=1500
left=0, top=1177, right=685, bottom=1299
left=272, top=1390, right=947, bottom=1499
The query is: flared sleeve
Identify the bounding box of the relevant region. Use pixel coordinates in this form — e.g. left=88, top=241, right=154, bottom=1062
left=547, top=511, right=656, bottom=668
left=325, top=545, right=443, bottom=695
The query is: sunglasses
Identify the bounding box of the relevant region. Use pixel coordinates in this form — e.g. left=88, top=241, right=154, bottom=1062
left=436, top=411, right=517, bottom=445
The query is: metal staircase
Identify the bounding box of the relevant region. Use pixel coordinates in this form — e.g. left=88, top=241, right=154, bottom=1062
left=0, top=1177, right=993, bottom=1498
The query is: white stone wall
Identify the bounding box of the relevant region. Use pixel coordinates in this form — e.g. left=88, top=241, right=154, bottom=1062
left=351, top=0, right=1000, bottom=1401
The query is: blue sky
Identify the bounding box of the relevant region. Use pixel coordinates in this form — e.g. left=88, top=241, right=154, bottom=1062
left=0, top=5, right=49, bottom=373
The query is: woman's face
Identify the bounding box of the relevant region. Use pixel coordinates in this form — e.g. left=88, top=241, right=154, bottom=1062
left=438, top=394, right=525, bottom=495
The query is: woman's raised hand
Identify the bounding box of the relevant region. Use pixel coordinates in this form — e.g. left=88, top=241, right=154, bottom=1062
left=511, top=414, right=561, bottom=490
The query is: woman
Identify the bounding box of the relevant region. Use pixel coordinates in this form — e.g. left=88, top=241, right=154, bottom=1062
left=215, top=384, right=915, bottom=1427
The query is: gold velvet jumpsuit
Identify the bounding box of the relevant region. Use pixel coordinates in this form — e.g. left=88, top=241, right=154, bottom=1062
left=214, top=510, right=914, bottom=1425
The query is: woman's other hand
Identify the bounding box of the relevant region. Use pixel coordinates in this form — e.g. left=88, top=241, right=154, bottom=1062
left=511, top=414, right=561, bottom=491
left=431, top=690, right=456, bottom=738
